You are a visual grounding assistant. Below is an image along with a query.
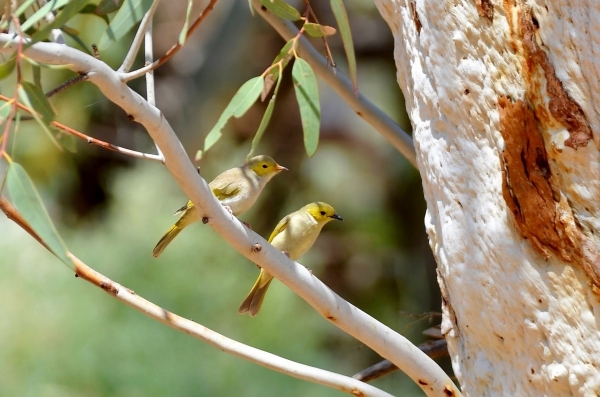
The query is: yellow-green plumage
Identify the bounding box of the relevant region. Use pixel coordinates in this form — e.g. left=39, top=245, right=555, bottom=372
left=152, top=155, right=286, bottom=258
left=238, top=202, right=342, bottom=316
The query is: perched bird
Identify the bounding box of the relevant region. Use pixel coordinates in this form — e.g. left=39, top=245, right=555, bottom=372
left=238, top=202, right=343, bottom=316
left=152, top=155, right=287, bottom=258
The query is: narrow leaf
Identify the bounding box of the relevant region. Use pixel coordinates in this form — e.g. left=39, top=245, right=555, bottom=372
left=303, top=23, right=336, bottom=38
left=292, top=58, right=320, bottom=157
left=330, top=0, right=357, bottom=91
left=203, top=76, right=264, bottom=153
left=6, top=162, right=73, bottom=267
left=20, top=0, right=70, bottom=32
left=20, top=81, right=56, bottom=125
left=31, top=0, right=90, bottom=43
left=0, top=57, right=16, bottom=80
left=0, top=101, right=11, bottom=124
left=98, top=0, right=154, bottom=50
left=14, top=0, right=39, bottom=18
left=259, top=0, right=302, bottom=21
left=33, top=64, right=42, bottom=87
left=55, top=131, right=78, bottom=153
left=179, top=0, right=194, bottom=45
left=95, top=0, right=125, bottom=15
left=249, top=73, right=282, bottom=159
left=18, top=84, right=61, bottom=150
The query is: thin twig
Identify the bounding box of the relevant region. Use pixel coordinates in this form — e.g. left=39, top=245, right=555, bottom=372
left=0, top=34, right=460, bottom=396
left=120, top=0, right=219, bottom=82
left=144, top=18, right=163, bottom=157
left=45, top=73, right=88, bottom=98
left=0, top=195, right=393, bottom=397
left=250, top=0, right=417, bottom=169
left=0, top=94, right=164, bottom=162
left=353, top=339, right=449, bottom=382
left=118, top=0, right=163, bottom=73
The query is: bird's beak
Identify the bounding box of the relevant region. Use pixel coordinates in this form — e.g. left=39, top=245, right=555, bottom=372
left=330, top=214, right=343, bottom=221
left=275, top=165, right=288, bottom=172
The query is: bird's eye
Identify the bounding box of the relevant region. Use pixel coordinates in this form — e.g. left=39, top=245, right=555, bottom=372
left=320, top=211, right=326, bottom=216
left=262, top=164, right=268, bottom=168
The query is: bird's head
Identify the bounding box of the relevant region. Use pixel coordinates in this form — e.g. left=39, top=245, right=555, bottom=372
left=305, top=202, right=343, bottom=223
left=247, top=155, right=288, bottom=177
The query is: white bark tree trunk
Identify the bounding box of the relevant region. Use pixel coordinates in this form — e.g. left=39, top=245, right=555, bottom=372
left=375, top=0, right=600, bottom=395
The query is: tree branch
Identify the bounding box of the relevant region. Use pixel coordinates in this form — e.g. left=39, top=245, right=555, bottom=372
left=249, top=0, right=417, bottom=169
left=0, top=94, right=164, bottom=162
left=118, top=0, right=162, bottom=73
left=0, top=194, right=393, bottom=397
left=121, top=0, right=219, bottom=82
left=0, top=34, right=459, bottom=396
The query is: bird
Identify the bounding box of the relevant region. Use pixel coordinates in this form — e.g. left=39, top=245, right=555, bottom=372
left=152, top=155, right=287, bottom=258
left=238, top=202, right=343, bottom=316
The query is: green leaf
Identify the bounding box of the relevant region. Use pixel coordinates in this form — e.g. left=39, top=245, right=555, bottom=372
left=179, top=0, right=194, bottom=45
left=303, top=22, right=336, bottom=38
left=20, top=82, right=55, bottom=125
left=6, top=162, right=73, bottom=268
left=292, top=58, right=320, bottom=157
left=55, top=130, right=78, bottom=153
left=95, top=0, right=126, bottom=15
left=259, top=0, right=302, bottom=21
left=262, top=39, right=294, bottom=101
left=20, top=0, right=70, bottom=32
left=330, top=0, right=357, bottom=91
left=33, top=64, right=42, bottom=87
left=61, top=27, right=94, bottom=55
left=0, top=57, right=16, bottom=80
left=31, top=0, right=90, bottom=43
left=249, top=71, right=283, bottom=159
left=0, top=101, right=12, bottom=124
left=18, top=83, right=61, bottom=150
left=203, top=76, right=264, bottom=154
left=14, top=0, right=39, bottom=18
left=97, top=0, right=154, bottom=50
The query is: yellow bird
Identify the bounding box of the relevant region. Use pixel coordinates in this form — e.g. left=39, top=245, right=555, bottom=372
left=152, top=155, right=287, bottom=258
left=238, top=202, right=343, bottom=316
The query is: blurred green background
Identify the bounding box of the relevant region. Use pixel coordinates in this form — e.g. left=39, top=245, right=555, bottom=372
left=0, top=0, right=451, bottom=395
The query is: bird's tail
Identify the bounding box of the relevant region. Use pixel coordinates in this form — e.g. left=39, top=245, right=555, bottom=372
left=152, top=225, right=182, bottom=258
left=238, top=269, right=274, bottom=316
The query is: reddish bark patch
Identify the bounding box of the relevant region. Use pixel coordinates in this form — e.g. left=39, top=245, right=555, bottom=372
left=499, top=97, right=600, bottom=289
left=519, top=9, right=592, bottom=149
left=475, top=0, right=494, bottom=21
left=410, top=2, right=422, bottom=35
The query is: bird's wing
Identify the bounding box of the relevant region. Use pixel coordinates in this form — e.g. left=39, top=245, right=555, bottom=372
left=268, top=215, right=290, bottom=243
left=209, top=168, right=244, bottom=200
left=211, top=183, right=240, bottom=200
left=174, top=200, right=193, bottom=215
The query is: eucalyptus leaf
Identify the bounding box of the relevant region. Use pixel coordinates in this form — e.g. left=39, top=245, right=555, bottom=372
left=330, top=0, right=357, bottom=91
left=98, top=0, right=154, bottom=50
left=0, top=57, right=16, bottom=80
left=6, top=162, right=73, bottom=267
left=20, top=0, right=70, bottom=32
left=31, top=0, right=90, bottom=43
left=179, top=0, right=194, bottom=45
left=203, top=76, right=265, bottom=154
left=259, top=0, right=301, bottom=21
left=18, top=83, right=61, bottom=150
left=304, top=22, right=336, bottom=38
left=292, top=58, right=320, bottom=157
